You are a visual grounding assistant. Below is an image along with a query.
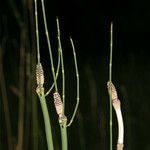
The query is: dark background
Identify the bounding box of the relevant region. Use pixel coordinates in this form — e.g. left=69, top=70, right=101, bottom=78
left=0, top=0, right=150, bottom=150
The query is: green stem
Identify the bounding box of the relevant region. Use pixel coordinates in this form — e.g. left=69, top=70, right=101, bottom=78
left=34, top=0, right=40, bottom=64
left=45, top=47, right=61, bottom=96
left=41, top=0, right=58, bottom=91
left=56, top=18, right=68, bottom=150
left=56, top=18, right=65, bottom=112
left=67, top=38, right=79, bottom=127
left=60, top=125, right=68, bottom=150
left=109, top=22, right=113, bottom=150
left=38, top=92, right=54, bottom=150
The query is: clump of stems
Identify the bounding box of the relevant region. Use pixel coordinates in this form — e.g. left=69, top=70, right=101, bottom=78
left=34, top=0, right=79, bottom=150
left=34, top=0, right=54, bottom=149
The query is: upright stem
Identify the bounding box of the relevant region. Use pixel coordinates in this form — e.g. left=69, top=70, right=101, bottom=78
left=56, top=18, right=68, bottom=150
left=109, top=22, right=113, bottom=150
left=56, top=18, right=65, bottom=112
left=41, top=0, right=58, bottom=91
left=34, top=0, right=54, bottom=149
left=34, top=0, right=40, bottom=64
left=60, top=125, right=68, bottom=150
left=45, top=48, right=61, bottom=96
left=39, top=92, right=54, bottom=150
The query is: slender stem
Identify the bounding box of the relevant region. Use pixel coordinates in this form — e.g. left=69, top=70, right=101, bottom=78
left=109, top=22, right=113, bottom=150
left=109, top=23, right=113, bottom=82
left=45, top=48, right=61, bottom=96
left=67, top=38, right=79, bottom=127
left=38, top=92, right=54, bottom=150
left=56, top=18, right=68, bottom=150
left=56, top=18, right=65, bottom=112
left=34, top=0, right=40, bottom=64
left=41, top=0, right=58, bottom=91
left=60, top=125, right=68, bottom=150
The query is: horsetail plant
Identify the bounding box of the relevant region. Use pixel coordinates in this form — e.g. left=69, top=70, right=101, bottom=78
left=41, top=0, right=68, bottom=147
left=55, top=18, right=68, bottom=150
left=34, top=0, right=79, bottom=149
left=107, top=22, right=124, bottom=150
left=108, top=22, right=113, bottom=150
left=53, top=18, right=80, bottom=150
left=34, top=0, right=54, bottom=149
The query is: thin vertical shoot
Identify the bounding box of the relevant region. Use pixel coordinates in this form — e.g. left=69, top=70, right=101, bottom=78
left=56, top=18, right=65, bottom=112
left=34, top=0, right=40, bottom=64
left=45, top=47, right=61, bottom=96
left=109, top=22, right=113, bottom=150
left=67, top=38, right=79, bottom=127
left=40, top=0, right=58, bottom=91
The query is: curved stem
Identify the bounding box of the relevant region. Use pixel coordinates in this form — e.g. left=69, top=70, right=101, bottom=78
left=113, top=100, right=124, bottom=150
left=116, top=109, right=124, bottom=145
left=41, top=0, right=58, bottom=91
left=67, top=38, right=79, bottom=127
left=38, top=92, right=54, bottom=150
left=45, top=48, right=61, bottom=96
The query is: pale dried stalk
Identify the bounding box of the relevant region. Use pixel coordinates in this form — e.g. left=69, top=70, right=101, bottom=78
left=107, top=82, right=124, bottom=150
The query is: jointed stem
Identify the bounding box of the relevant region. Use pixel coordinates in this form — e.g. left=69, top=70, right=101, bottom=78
left=41, top=0, right=58, bottom=91
left=109, top=22, right=113, bottom=150
left=67, top=38, right=79, bottom=127
left=45, top=48, right=61, bottom=96
left=60, top=125, right=68, bottom=150
left=56, top=18, right=65, bottom=112
left=34, top=0, right=40, bottom=64
left=38, top=92, right=54, bottom=150
left=56, top=18, right=68, bottom=150
left=34, top=0, right=54, bottom=149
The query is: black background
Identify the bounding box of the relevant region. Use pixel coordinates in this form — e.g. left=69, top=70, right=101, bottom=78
left=1, top=0, right=150, bottom=149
